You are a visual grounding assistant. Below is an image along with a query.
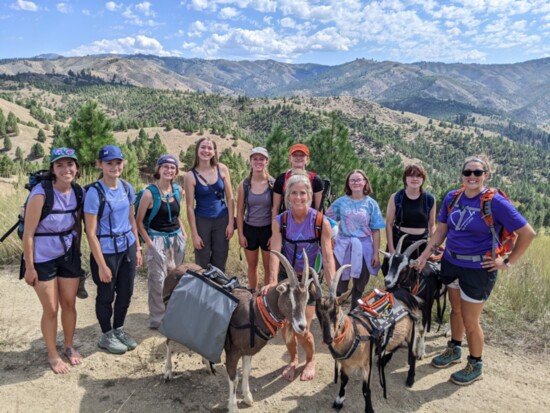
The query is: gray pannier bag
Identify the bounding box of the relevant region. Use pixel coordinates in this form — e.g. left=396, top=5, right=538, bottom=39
left=160, top=266, right=240, bottom=363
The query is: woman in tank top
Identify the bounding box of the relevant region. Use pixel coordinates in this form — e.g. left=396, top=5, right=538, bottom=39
left=184, top=137, right=234, bottom=272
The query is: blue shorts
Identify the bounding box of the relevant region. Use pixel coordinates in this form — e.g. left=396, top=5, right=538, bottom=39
left=440, top=257, right=497, bottom=301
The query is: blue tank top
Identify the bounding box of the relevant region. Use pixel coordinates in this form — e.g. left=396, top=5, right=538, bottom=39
left=192, top=167, right=228, bottom=219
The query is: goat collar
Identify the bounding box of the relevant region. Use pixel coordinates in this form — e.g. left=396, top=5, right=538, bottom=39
left=256, top=295, right=284, bottom=337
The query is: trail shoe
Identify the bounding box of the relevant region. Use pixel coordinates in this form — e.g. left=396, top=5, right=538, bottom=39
left=98, top=330, right=127, bottom=354
left=431, top=341, right=462, bottom=368
left=450, top=356, right=483, bottom=386
left=76, top=275, right=88, bottom=299
left=114, top=327, right=138, bottom=351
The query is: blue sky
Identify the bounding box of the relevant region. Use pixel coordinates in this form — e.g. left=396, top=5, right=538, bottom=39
left=1, top=1, right=549, bottom=65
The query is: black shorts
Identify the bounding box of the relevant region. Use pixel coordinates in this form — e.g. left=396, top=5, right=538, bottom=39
left=440, top=257, right=497, bottom=301
left=21, top=240, right=82, bottom=282
left=278, top=270, right=315, bottom=306
left=243, top=222, right=271, bottom=251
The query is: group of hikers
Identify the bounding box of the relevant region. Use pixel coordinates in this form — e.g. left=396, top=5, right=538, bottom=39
left=21, top=138, right=535, bottom=389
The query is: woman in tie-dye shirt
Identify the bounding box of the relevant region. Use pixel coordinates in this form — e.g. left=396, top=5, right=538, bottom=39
left=326, top=169, right=385, bottom=310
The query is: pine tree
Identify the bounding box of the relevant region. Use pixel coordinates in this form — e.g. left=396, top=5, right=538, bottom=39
left=37, top=129, right=47, bottom=142
left=3, top=136, right=12, bottom=151
left=307, top=112, right=359, bottom=195
left=15, top=146, right=24, bottom=160
left=30, top=143, right=45, bottom=158
left=146, top=133, right=167, bottom=173
left=181, top=144, right=196, bottom=171
left=6, top=112, right=19, bottom=135
left=0, top=110, right=6, bottom=138
left=266, top=124, right=292, bottom=176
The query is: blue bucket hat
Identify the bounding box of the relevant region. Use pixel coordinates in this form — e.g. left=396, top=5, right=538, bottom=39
left=50, top=147, right=78, bottom=163
left=157, top=154, right=179, bottom=168
left=98, top=145, right=125, bottom=161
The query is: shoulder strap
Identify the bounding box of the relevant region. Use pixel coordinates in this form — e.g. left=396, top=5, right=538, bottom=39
left=91, top=182, right=107, bottom=220
left=281, top=170, right=293, bottom=194
left=314, top=210, right=324, bottom=240
left=447, top=187, right=465, bottom=213
left=147, top=184, right=162, bottom=223
left=71, top=183, right=84, bottom=211
left=394, top=189, right=404, bottom=226
left=120, top=179, right=131, bottom=205
left=39, top=180, right=55, bottom=222
left=173, top=183, right=181, bottom=204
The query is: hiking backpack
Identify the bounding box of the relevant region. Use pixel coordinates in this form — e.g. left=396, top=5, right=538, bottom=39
left=394, top=189, right=435, bottom=228
left=0, top=170, right=84, bottom=243
left=134, top=183, right=181, bottom=242
left=280, top=210, right=324, bottom=271
left=280, top=170, right=331, bottom=213
left=242, top=176, right=275, bottom=221
left=447, top=186, right=517, bottom=259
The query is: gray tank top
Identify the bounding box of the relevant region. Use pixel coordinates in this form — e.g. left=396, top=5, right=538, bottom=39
left=245, top=188, right=272, bottom=227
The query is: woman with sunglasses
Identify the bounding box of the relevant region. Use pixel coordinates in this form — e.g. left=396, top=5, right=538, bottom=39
left=415, top=155, right=535, bottom=386
left=326, top=169, right=385, bottom=310
left=382, top=163, right=436, bottom=275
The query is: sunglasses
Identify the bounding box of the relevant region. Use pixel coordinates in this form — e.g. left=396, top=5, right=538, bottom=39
left=462, top=169, right=486, bottom=177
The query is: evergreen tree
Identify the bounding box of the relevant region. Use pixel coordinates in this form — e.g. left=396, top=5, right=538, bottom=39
left=3, top=136, right=12, bottom=151
left=61, top=101, right=116, bottom=166
left=266, top=124, right=292, bottom=176
left=181, top=144, right=196, bottom=171
left=145, top=133, right=167, bottom=173
left=219, top=148, right=247, bottom=191
left=37, top=129, right=47, bottom=142
left=0, top=110, right=6, bottom=138
left=307, top=112, right=359, bottom=195
left=15, top=146, right=24, bottom=160
left=30, top=143, right=45, bottom=158
left=6, top=112, right=19, bottom=135
left=0, top=154, right=14, bottom=176
left=120, top=144, right=140, bottom=185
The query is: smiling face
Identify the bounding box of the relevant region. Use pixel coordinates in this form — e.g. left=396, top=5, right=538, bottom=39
left=52, top=158, right=78, bottom=184
left=289, top=151, right=308, bottom=169
left=250, top=153, right=268, bottom=172
left=405, top=172, right=424, bottom=191
left=158, top=163, right=178, bottom=181
left=348, top=172, right=366, bottom=194
left=461, top=161, right=488, bottom=194
left=99, top=159, right=125, bottom=179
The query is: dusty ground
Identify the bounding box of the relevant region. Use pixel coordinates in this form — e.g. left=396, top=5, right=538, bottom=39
left=1, top=268, right=549, bottom=413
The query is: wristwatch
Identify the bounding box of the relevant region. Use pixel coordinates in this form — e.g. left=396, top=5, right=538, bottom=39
left=503, top=258, right=512, bottom=268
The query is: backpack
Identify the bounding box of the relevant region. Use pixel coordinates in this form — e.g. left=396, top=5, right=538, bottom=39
left=242, top=176, right=275, bottom=221
left=134, top=183, right=181, bottom=242
left=447, top=186, right=517, bottom=259
left=0, top=170, right=83, bottom=243
left=280, top=210, right=324, bottom=271
left=394, top=189, right=435, bottom=228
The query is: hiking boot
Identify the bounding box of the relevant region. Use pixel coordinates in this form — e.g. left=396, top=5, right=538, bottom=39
left=76, top=276, right=88, bottom=299
left=450, top=356, right=483, bottom=386
left=114, top=327, right=138, bottom=351
left=98, top=330, right=127, bottom=354
left=431, top=341, right=462, bottom=368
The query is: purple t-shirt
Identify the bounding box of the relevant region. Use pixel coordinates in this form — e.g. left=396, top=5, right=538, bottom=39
left=439, top=188, right=527, bottom=268
left=27, top=184, right=80, bottom=263
left=276, top=208, right=321, bottom=273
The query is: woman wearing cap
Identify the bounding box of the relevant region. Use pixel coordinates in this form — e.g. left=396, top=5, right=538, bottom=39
left=326, top=169, right=385, bottom=310
left=84, top=145, right=142, bottom=355
left=415, top=155, right=535, bottom=385
left=136, top=154, right=187, bottom=329
left=22, top=147, right=84, bottom=373
left=185, top=137, right=235, bottom=273
left=236, top=147, right=274, bottom=290
left=272, top=143, right=324, bottom=217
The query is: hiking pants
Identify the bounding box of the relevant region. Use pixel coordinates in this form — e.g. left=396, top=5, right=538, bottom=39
left=145, top=232, right=186, bottom=328
left=91, top=243, right=137, bottom=333
left=194, top=215, right=229, bottom=273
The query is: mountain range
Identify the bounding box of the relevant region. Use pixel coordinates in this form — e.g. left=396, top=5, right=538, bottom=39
left=0, top=54, right=549, bottom=126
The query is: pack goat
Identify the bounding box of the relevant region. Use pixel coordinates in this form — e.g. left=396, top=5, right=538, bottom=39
left=163, top=251, right=313, bottom=413
left=313, top=264, right=421, bottom=413
left=380, top=234, right=443, bottom=359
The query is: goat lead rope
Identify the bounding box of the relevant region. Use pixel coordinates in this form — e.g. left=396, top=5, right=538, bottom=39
left=332, top=316, right=351, bottom=345
left=256, top=295, right=284, bottom=337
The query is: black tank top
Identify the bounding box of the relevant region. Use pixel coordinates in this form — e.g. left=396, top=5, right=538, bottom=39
left=149, top=199, right=180, bottom=232
left=396, top=192, right=429, bottom=229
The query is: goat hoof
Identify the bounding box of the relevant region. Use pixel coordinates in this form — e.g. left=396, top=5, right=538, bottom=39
left=163, top=372, right=173, bottom=382
left=242, top=397, right=254, bottom=407
left=332, top=401, right=344, bottom=411
left=406, top=378, right=415, bottom=388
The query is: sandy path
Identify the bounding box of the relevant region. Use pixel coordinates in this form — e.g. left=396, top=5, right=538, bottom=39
left=0, top=269, right=548, bottom=413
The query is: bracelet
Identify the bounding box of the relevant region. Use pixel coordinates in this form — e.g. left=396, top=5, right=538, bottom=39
left=503, top=258, right=512, bottom=268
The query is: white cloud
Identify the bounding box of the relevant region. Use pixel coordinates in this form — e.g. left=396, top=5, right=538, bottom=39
left=82, top=9, right=91, bottom=16
left=219, top=7, right=240, bottom=19
left=122, top=6, right=159, bottom=26
left=56, top=3, right=71, bottom=14
left=69, top=35, right=180, bottom=57
left=105, top=2, right=122, bottom=12
left=10, top=0, right=38, bottom=12
left=136, top=2, right=156, bottom=17
left=189, top=20, right=207, bottom=37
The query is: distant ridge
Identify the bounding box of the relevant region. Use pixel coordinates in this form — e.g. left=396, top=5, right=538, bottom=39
left=0, top=54, right=549, bottom=124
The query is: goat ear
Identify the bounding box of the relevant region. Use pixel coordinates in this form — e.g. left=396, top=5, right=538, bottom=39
left=336, top=289, right=353, bottom=305
left=379, top=249, right=391, bottom=258
left=276, top=283, right=288, bottom=294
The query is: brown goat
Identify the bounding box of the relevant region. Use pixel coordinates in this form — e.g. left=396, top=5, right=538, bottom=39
left=163, top=251, right=312, bottom=413
left=313, top=265, right=421, bottom=413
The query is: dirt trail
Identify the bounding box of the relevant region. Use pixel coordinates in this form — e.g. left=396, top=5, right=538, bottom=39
left=1, top=269, right=548, bottom=413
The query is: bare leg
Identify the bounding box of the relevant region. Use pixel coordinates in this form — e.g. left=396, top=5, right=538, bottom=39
left=58, top=277, right=82, bottom=365
left=297, top=306, right=316, bottom=381
left=281, top=324, right=298, bottom=381
left=244, top=249, right=259, bottom=290
left=260, top=249, right=271, bottom=287
left=34, top=279, right=70, bottom=374
left=448, top=287, right=465, bottom=342
left=461, top=300, right=485, bottom=357
left=241, top=356, right=254, bottom=406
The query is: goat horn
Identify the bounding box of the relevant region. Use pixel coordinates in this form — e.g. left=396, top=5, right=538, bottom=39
left=379, top=249, right=391, bottom=258
left=402, top=239, right=427, bottom=258
left=396, top=234, right=407, bottom=254
left=309, top=266, right=323, bottom=300
left=271, top=250, right=298, bottom=287
left=329, top=264, right=351, bottom=299
left=302, top=249, right=310, bottom=286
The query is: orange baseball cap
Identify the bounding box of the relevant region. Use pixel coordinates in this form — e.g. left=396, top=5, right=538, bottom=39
left=289, top=143, right=309, bottom=156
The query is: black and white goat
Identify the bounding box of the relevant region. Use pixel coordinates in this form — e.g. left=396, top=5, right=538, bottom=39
left=163, top=251, right=312, bottom=413
left=313, top=264, right=421, bottom=413
left=380, top=234, right=443, bottom=359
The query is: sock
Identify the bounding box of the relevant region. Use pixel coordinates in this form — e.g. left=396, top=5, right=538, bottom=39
left=469, top=355, right=482, bottom=363
left=451, top=339, right=462, bottom=347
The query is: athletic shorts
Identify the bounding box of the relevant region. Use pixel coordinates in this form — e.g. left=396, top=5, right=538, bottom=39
left=21, top=240, right=81, bottom=282
left=440, top=257, right=497, bottom=302
left=243, top=222, right=271, bottom=251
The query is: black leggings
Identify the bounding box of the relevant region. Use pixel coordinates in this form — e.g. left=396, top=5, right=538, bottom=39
left=91, top=243, right=137, bottom=333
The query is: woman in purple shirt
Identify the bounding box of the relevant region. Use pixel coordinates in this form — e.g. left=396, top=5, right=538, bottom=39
left=22, top=147, right=84, bottom=374
left=416, top=156, right=535, bottom=386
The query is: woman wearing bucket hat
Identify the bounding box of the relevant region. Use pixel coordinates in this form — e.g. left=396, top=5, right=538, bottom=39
left=84, top=145, right=142, bottom=355
left=272, top=143, right=324, bottom=217
left=136, top=154, right=187, bottom=329
left=236, top=147, right=274, bottom=290
left=22, top=147, right=85, bottom=373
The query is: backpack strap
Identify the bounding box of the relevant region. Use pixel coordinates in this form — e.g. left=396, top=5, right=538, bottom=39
left=394, top=189, right=405, bottom=227
left=39, top=180, right=55, bottom=222
left=243, top=177, right=251, bottom=222
left=480, top=188, right=499, bottom=260
left=147, top=184, right=162, bottom=225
